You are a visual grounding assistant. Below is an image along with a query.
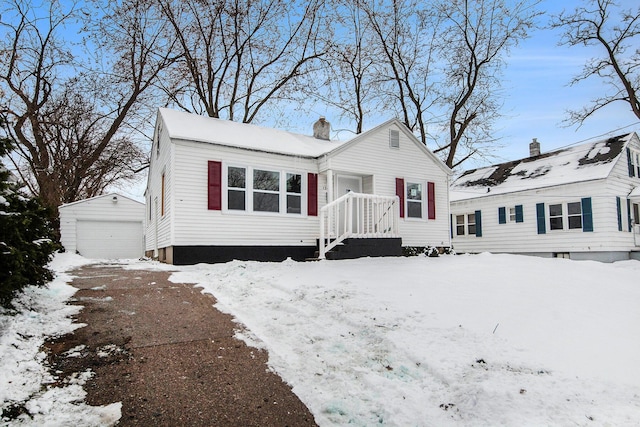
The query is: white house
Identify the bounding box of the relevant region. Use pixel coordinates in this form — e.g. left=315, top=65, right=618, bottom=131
left=59, top=193, right=145, bottom=259
left=450, top=132, right=640, bottom=262
left=144, top=108, right=452, bottom=264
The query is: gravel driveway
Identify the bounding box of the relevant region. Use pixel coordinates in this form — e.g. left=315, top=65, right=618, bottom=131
left=45, top=263, right=317, bottom=426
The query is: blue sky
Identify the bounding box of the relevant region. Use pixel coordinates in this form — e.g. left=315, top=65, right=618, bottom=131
left=304, top=0, right=639, bottom=170
left=114, top=0, right=640, bottom=199
left=456, top=0, right=640, bottom=168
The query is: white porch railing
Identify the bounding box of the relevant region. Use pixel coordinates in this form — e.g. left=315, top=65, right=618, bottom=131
left=635, top=225, right=640, bottom=247
left=319, top=192, right=400, bottom=259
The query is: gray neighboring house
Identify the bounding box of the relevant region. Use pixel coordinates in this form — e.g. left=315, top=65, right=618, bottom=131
left=450, top=132, right=640, bottom=262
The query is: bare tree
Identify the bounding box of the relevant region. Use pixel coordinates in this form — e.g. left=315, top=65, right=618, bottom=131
left=156, top=0, right=328, bottom=123
left=360, top=0, right=441, bottom=144
left=434, top=0, right=542, bottom=168
left=314, top=0, right=376, bottom=134
left=0, top=0, right=175, bottom=216
left=552, top=0, right=640, bottom=124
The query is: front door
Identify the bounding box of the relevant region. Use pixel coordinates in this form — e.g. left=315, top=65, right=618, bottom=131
left=336, top=175, right=362, bottom=234
left=337, top=175, right=362, bottom=196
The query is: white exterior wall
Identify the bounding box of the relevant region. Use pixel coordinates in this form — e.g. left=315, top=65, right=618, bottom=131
left=323, top=124, right=451, bottom=247
left=171, top=140, right=319, bottom=247
left=144, top=117, right=174, bottom=254
left=451, top=147, right=640, bottom=256
left=59, top=194, right=145, bottom=255
left=145, top=116, right=451, bottom=251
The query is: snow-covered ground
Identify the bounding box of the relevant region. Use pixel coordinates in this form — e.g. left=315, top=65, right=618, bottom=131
left=2, top=252, right=640, bottom=426
left=0, top=253, right=121, bottom=426
left=165, top=254, right=640, bottom=426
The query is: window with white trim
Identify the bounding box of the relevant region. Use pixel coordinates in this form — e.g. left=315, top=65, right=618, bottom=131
left=508, top=207, right=516, bottom=222
left=406, top=182, right=423, bottom=218
left=253, top=169, right=280, bottom=212
left=467, top=213, right=476, bottom=235
left=223, top=165, right=305, bottom=215
left=456, top=215, right=465, bottom=235
left=227, top=166, right=246, bottom=211
left=455, top=213, right=477, bottom=236
left=549, top=202, right=582, bottom=230
left=286, top=173, right=302, bottom=214
left=549, top=204, right=563, bottom=230
left=567, top=202, right=582, bottom=229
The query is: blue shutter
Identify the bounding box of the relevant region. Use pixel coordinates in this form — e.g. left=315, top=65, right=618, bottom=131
left=498, top=207, right=506, bottom=224
left=627, top=148, right=635, bottom=177
left=628, top=198, right=633, bottom=232
left=581, top=197, right=593, bottom=232
left=616, top=196, right=622, bottom=231
left=515, top=205, right=524, bottom=223
left=536, top=203, right=546, bottom=234
left=475, top=210, right=482, bottom=237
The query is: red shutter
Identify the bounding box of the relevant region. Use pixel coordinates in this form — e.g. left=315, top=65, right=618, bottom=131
left=307, top=173, right=318, bottom=216
left=208, top=161, right=222, bottom=210
left=395, top=178, right=405, bottom=218
left=427, top=181, right=436, bottom=220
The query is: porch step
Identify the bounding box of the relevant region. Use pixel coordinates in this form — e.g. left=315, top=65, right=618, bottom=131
left=314, top=238, right=402, bottom=261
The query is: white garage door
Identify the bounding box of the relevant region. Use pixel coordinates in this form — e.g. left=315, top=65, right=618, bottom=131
left=76, top=220, right=143, bottom=259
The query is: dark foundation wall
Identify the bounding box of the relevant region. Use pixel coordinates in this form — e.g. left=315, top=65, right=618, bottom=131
left=170, top=245, right=317, bottom=265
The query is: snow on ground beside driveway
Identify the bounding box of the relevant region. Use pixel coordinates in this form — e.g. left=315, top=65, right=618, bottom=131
left=169, top=253, right=640, bottom=426
left=0, top=252, right=122, bottom=426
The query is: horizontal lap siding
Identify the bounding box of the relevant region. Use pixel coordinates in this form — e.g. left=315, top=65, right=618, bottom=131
left=60, top=196, right=145, bottom=253
left=326, top=125, right=450, bottom=247
left=172, top=141, right=319, bottom=246
left=145, top=125, right=173, bottom=251
left=451, top=178, right=637, bottom=253
left=605, top=148, right=640, bottom=246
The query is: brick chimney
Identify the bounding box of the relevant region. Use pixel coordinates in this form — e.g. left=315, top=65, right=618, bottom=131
left=313, top=117, right=330, bottom=140
left=529, top=138, right=540, bottom=157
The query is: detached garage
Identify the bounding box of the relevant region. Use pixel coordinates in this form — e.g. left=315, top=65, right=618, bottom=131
left=59, top=193, right=145, bottom=259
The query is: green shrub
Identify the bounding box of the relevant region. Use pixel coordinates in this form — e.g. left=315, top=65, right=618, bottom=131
left=0, top=136, right=56, bottom=309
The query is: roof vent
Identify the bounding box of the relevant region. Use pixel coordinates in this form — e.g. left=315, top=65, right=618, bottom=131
left=313, top=117, right=330, bottom=140
left=389, top=129, right=400, bottom=148
left=529, top=138, right=541, bottom=157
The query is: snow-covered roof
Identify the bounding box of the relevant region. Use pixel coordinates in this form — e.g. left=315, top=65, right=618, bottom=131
left=158, top=108, right=349, bottom=158
left=451, top=133, right=635, bottom=201
left=59, top=193, right=144, bottom=209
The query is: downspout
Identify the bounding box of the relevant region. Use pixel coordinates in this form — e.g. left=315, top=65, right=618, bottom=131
left=447, top=174, right=452, bottom=250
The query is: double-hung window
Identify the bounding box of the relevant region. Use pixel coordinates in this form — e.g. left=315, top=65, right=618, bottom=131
left=549, top=204, right=563, bottom=230
left=549, top=202, right=583, bottom=230
left=227, top=166, right=246, bottom=210
left=467, top=213, right=476, bottom=235
left=221, top=165, right=306, bottom=215
left=286, top=173, right=302, bottom=214
left=253, top=169, right=280, bottom=212
left=456, top=215, right=465, bottom=235
left=455, top=213, right=478, bottom=236
left=567, top=202, right=582, bottom=229
left=406, top=182, right=423, bottom=218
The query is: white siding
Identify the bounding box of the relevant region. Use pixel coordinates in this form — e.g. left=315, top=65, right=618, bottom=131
left=144, top=117, right=174, bottom=253
left=325, top=124, right=451, bottom=247
left=76, top=220, right=143, bottom=258
left=59, top=194, right=145, bottom=257
left=146, top=116, right=451, bottom=251
left=451, top=148, right=640, bottom=255
left=171, top=140, right=319, bottom=246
